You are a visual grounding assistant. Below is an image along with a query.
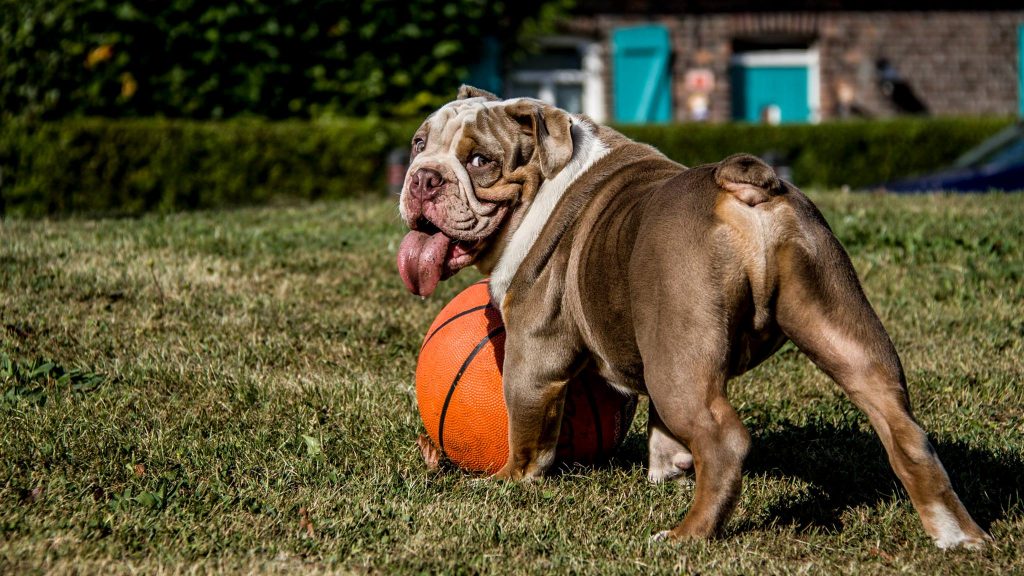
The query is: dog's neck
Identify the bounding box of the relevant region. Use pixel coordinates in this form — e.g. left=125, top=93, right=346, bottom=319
left=489, top=119, right=610, bottom=310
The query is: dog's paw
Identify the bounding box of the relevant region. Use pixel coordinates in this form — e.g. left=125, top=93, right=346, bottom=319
left=650, top=530, right=672, bottom=543
left=934, top=531, right=993, bottom=550
left=491, top=461, right=520, bottom=481
left=927, top=503, right=993, bottom=550
left=647, top=452, right=695, bottom=484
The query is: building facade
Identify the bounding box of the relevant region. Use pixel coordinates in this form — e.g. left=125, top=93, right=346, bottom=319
left=497, top=2, right=1024, bottom=124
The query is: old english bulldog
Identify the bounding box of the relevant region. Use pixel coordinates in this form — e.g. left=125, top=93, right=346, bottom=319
left=397, top=85, right=990, bottom=548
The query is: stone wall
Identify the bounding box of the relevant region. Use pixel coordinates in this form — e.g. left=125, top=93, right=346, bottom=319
left=565, top=10, right=1024, bottom=122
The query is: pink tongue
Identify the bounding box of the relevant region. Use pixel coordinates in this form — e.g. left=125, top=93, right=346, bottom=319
left=397, top=230, right=452, bottom=297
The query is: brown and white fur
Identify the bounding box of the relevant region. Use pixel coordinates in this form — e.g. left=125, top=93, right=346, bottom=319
left=396, top=85, right=990, bottom=549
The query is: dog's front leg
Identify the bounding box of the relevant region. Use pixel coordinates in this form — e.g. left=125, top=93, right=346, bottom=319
left=493, top=328, right=580, bottom=480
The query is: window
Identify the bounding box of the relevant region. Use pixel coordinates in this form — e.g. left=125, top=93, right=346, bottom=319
left=506, top=38, right=606, bottom=121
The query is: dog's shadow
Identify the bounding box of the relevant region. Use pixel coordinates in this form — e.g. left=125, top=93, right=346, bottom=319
left=608, top=416, right=1023, bottom=534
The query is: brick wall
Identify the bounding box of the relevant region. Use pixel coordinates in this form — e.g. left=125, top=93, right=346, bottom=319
left=566, top=10, right=1024, bottom=122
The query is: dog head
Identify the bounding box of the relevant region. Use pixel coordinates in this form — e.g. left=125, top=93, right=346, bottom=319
left=397, top=86, right=575, bottom=297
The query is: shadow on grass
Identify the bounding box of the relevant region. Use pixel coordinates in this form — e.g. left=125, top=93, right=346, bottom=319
left=607, top=417, right=1023, bottom=535
left=742, top=422, right=1023, bottom=534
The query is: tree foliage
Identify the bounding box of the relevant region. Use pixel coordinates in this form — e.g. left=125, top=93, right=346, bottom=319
left=0, top=0, right=572, bottom=120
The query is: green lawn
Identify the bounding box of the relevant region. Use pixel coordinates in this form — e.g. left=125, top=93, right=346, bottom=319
left=1, top=192, right=1022, bottom=574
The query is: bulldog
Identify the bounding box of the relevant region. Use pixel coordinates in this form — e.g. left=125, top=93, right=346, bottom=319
left=397, top=85, right=990, bottom=549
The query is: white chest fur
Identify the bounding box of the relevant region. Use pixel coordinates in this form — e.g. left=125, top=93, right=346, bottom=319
left=489, top=121, right=609, bottom=311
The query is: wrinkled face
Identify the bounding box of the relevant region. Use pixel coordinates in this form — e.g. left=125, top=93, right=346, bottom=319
left=397, top=92, right=573, bottom=297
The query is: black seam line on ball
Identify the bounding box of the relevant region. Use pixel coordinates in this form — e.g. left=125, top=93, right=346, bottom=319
left=418, top=279, right=493, bottom=352
left=437, top=324, right=506, bottom=455
left=419, top=304, right=494, bottom=353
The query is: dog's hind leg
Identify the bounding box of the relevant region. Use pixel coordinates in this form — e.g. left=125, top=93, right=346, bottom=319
left=645, top=367, right=750, bottom=540
left=632, top=216, right=752, bottom=540
left=774, top=204, right=990, bottom=549
left=638, top=315, right=751, bottom=539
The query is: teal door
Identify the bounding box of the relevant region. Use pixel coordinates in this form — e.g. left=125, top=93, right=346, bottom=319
left=466, top=37, right=503, bottom=96
left=730, top=63, right=810, bottom=123
left=612, top=25, right=671, bottom=123
left=1019, top=24, right=1024, bottom=117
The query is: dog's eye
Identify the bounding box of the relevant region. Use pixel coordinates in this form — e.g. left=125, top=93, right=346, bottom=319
left=413, top=138, right=426, bottom=154
left=468, top=154, right=492, bottom=168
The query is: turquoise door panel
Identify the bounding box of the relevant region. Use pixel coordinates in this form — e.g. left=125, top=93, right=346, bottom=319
left=730, top=65, right=809, bottom=123
left=466, top=37, right=503, bottom=96
left=612, top=25, right=671, bottom=123
left=1019, top=24, right=1024, bottom=117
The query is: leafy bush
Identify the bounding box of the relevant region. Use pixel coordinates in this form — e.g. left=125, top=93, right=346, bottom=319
left=0, top=118, right=419, bottom=217
left=0, top=0, right=571, bottom=121
left=619, top=117, right=1014, bottom=189
left=0, top=116, right=1012, bottom=217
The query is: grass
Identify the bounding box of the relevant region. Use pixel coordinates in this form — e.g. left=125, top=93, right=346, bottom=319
left=1, top=191, right=1022, bottom=574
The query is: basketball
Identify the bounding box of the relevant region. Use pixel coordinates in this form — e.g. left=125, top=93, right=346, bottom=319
left=416, top=279, right=637, bottom=474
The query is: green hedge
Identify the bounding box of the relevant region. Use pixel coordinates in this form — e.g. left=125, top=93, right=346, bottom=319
left=619, top=116, right=1014, bottom=190
left=0, top=118, right=420, bottom=217
left=0, top=116, right=1012, bottom=217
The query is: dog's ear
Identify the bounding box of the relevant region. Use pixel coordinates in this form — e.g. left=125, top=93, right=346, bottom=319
left=458, top=85, right=500, bottom=101
left=504, top=100, right=574, bottom=179
left=715, top=153, right=782, bottom=206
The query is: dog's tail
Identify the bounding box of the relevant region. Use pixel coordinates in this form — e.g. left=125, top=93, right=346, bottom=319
left=714, top=153, right=783, bottom=206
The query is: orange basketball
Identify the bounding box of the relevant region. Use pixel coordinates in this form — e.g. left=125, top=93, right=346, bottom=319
left=416, top=279, right=637, bottom=474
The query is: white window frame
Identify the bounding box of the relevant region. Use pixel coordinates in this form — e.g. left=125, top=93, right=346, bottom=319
left=506, top=36, right=606, bottom=122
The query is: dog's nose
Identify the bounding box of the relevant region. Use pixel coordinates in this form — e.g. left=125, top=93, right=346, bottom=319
left=410, top=168, right=443, bottom=200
